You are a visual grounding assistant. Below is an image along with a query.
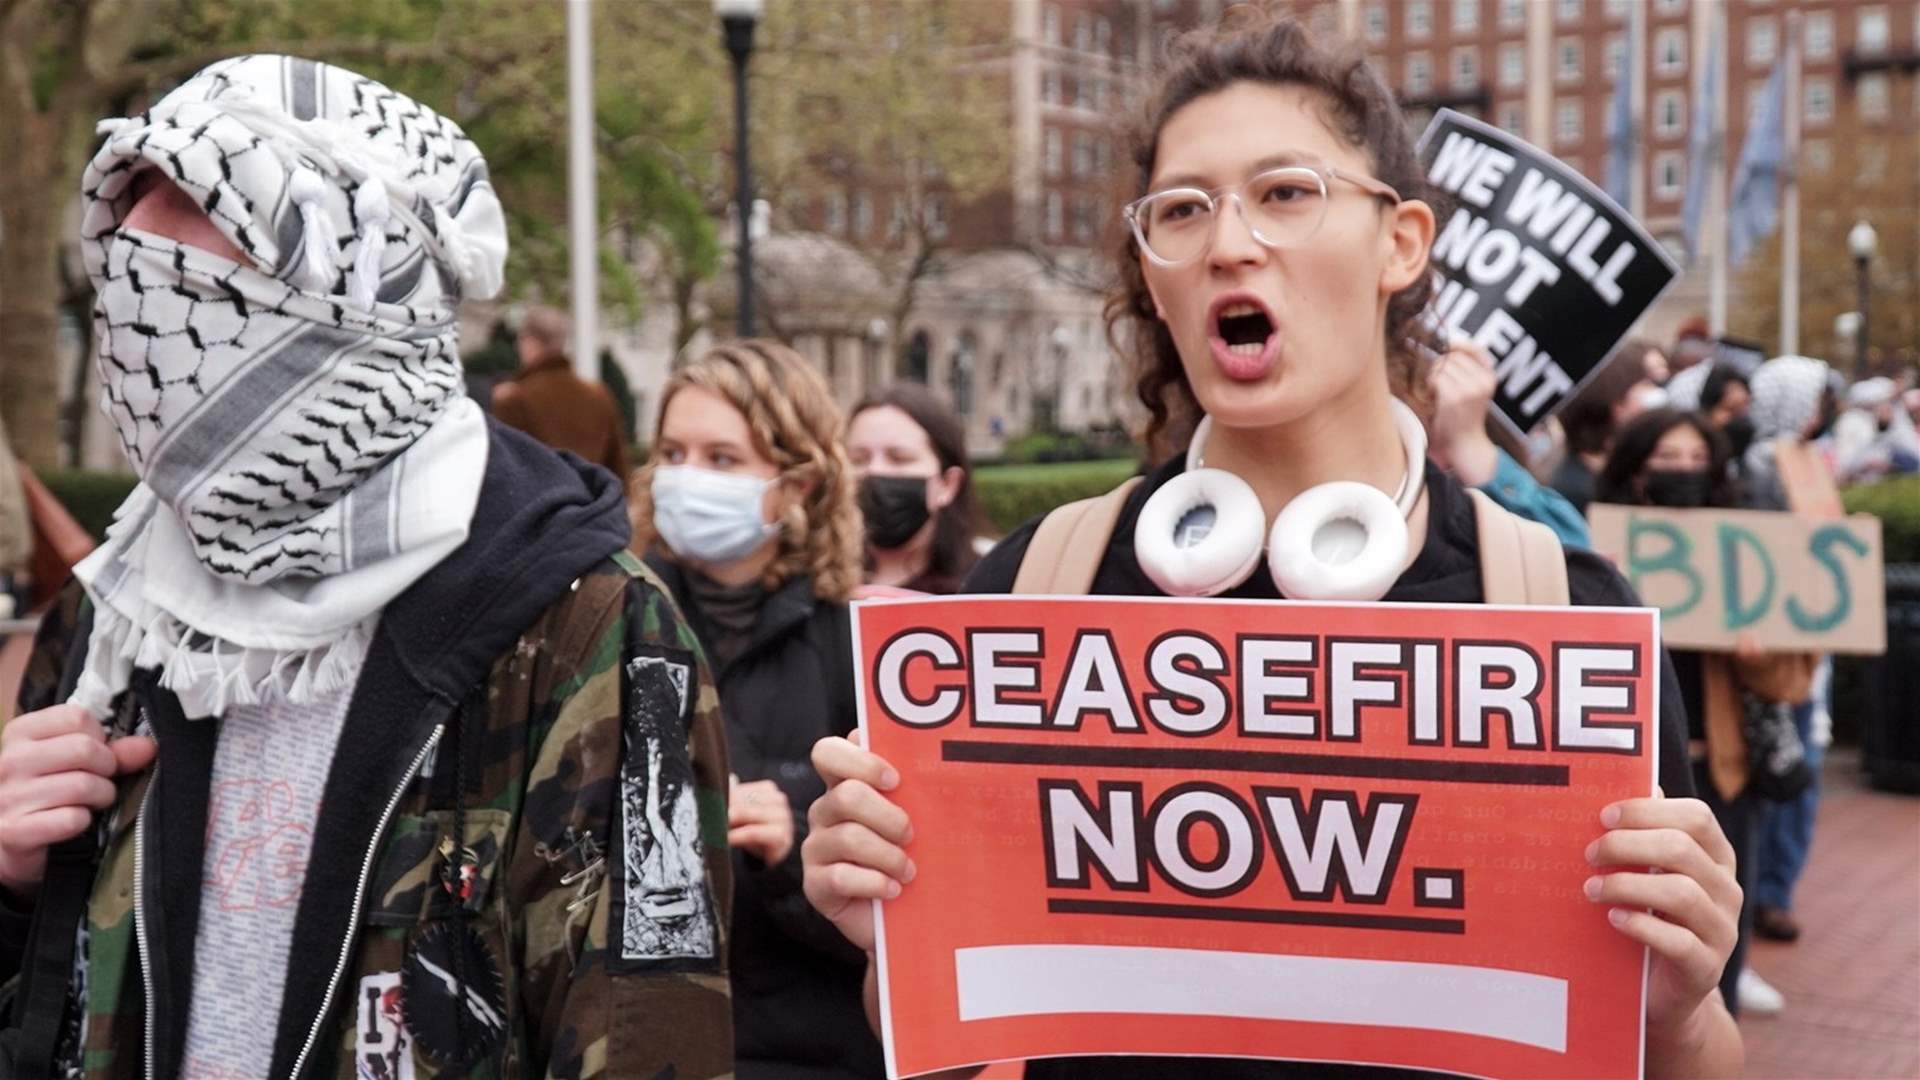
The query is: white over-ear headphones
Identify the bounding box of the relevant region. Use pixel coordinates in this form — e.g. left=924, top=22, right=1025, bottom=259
left=1134, top=397, right=1428, bottom=601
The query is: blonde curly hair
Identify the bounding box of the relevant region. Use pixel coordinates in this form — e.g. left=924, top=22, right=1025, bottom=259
left=631, top=340, right=863, bottom=603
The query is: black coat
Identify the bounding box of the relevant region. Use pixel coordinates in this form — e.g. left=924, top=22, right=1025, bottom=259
left=647, top=557, right=885, bottom=1080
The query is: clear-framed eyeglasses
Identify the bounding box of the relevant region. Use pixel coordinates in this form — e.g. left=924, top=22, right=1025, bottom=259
left=1121, top=165, right=1403, bottom=267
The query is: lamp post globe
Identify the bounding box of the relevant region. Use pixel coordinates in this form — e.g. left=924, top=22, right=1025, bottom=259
left=716, top=0, right=763, bottom=338
left=1848, top=220, right=1877, bottom=377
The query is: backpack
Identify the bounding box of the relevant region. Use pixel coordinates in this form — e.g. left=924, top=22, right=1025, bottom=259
left=1010, top=478, right=1570, bottom=606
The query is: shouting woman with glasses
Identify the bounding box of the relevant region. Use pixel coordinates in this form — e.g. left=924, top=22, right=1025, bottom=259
left=800, top=12, right=1741, bottom=1078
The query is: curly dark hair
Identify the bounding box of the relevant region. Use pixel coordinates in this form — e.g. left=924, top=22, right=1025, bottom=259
left=1108, top=6, right=1442, bottom=461
left=1594, top=409, right=1739, bottom=508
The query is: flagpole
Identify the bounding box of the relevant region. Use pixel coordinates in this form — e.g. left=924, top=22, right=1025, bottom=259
left=1708, top=1, right=1729, bottom=337
left=1629, top=0, right=1647, bottom=218
left=1779, top=11, right=1802, bottom=354
left=567, top=0, right=599, bottom=380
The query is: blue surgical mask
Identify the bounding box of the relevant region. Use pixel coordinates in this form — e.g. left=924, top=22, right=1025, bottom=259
left=651, top=465, right=779, bottom=564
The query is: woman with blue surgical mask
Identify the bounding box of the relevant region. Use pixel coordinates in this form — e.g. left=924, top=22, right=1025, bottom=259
left=630, top=340, right=883, bottom=1079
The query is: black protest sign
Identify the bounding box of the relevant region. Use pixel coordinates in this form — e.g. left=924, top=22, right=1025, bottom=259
left=1416, top=110, right=1678, bottom=436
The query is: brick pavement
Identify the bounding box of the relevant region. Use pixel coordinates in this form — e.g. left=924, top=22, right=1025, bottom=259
left=1740, top=750, right=1920, bottom=1080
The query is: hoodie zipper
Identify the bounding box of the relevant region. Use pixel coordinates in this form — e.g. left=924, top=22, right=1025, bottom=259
left=287, top=724, right=444, bottom=1079
left=133, top=765, right=159, bottom=1080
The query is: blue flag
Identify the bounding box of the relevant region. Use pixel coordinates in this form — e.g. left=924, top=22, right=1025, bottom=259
left=1681, top=34, right=1719, bottom=264
left=1727, top=54, right=1787, bottom=265
left=1604, top=18, right=1636, bottom=209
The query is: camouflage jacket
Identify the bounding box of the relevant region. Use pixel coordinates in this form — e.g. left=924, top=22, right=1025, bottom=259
left=4, top=550, right=733, bottom=1079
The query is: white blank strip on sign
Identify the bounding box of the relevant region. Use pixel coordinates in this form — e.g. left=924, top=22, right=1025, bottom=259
left=954, top=944, right=1568, bottom=1053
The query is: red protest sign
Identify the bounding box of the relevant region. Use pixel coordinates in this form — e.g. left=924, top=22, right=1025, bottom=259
left=854, top=596, right=1659, bottom=1079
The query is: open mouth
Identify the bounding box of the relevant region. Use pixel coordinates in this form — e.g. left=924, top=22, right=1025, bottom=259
left=1215, top=303, right=1276, bottom=355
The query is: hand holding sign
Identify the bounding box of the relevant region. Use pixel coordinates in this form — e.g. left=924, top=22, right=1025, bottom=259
left=804, top=733, right=914, bottom=954
left=1585, top=793, right=1740, bottom=1037
left=1426, top=338, right=1502, bottom=486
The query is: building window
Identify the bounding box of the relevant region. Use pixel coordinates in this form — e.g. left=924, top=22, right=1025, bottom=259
left=1805, top=12, right=1834, bottom=58
left=887, top=198, right=910, bottom=242
left=1365, top=3, right=1387, bottom=43
left=1655, top=0, right=1684, bottom=12
left=1042, top=70, right=1060, bottom=105
left=1604, top=34, right=1624, bottom=79
left=1656, top=91, right=1684, bottom=136
left=924, top=196, right=948, bottom=242
left=1805, top=78, right=1833, bottom=124
left=1858, top=6, right=1890, bottom=54
left=1094, top=137, right=1111, bottom=174
left=1655, top=28, right=1687, bottom=75
left=1654, top=152, right=1683, bottom=200
left=822, top=190, right=846, bottom=235
left=1500, top=101, right=1526, bottom=134
left=1604, top=0, right=1629, bottom=19
left=1747, top=19, right=1777, bottom=66
left=1407, top=0, right=1432, bottom=40
left=1498, top=0, right=1524, bottom=29
left=1452, top=47, right=1479, bottom=90
left=1557, top=38, right=1582, bottom=82
left=1556, top=99, right=1582, bottom=144
left=1452, top=0, right=1479, bottom=33
left=1805, top=139, right=1832, bottom=173
left=1045, top=191, right=1063, bottom=239
left=1042, top=4, right=1060, bottom=46
left=1072, top=196, right=1095, bottom=244
left=1072, top=132, right=1093, bottom=176
left=1407, top=53, right=1433, bottom=95
left=1556, top=0, right=1582, bottom=24
left=1073, top=13, right=1091, bottom=51
left=1044, top=129, right=1062, bottom=175
left=1085, top=76, right=1107, bottom=112
left=853, top=192, right=873, bottom=237
left=1859, top=72, right=1891, bottom=120
left=1499, top=43, right=1525, bottom=87
left=1094, top=17, right=1111, bottom=55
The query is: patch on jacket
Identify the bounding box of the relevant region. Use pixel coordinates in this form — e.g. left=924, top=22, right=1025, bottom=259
left=400, top=922, right=507, bottom=1068
left=614, top=644, right=719, bottom=970
left=355, top=971, right=415, bottom=1080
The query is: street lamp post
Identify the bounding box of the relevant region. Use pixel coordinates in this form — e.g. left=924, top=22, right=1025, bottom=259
left=1848, top=220, right=1878, bottom=378
left=716, top=0, right=763, bottom=339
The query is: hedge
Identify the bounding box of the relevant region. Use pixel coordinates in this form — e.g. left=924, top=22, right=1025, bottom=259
left=1842, top=473, right=1920, bottom=564
left=37, top=470, right=137, bottom=542
left=973, top=458, right=1140, bottom=534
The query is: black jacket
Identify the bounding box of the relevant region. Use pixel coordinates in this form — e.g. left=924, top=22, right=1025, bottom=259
left=645, top=558, right=886, bottom=1079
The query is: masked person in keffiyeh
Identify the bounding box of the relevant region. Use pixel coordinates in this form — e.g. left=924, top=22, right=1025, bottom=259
left=0, top=56, right=733, bottom=1079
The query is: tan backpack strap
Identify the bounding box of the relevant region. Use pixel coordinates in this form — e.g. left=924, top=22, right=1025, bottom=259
left=1012, top=477, right=1143, bottom=595
left=1467, top=489, right=1569, bottom=607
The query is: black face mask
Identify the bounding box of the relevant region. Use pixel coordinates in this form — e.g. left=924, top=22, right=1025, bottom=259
left=1644, top=469, right=1714, bottom=508
left=860, top=475, right=934, bottom=550
left=1722, top=416, right=1757, bottom=460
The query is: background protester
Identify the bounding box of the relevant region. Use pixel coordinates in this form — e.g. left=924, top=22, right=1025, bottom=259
left=1742, top=354, right=1838, bottom=512
left=1425, top=339, right=1590, bottom=547
left=802, top=13, right=1741, bottom=1077
left=0, top=56, right=733, bottom=1079
left=630, top=340, right=883, bottom=1079
left=1737, top=353, right=1844, bottom=1004
left=848, top=384, right=985, bottom=594
left=1833, top=376, right=1919, bottom=484
left=491, top=304, right=632, bottom=478
left=1596, top=409, right=1818, bottom=1018
left=1551, top=342, right=1666, bottom=515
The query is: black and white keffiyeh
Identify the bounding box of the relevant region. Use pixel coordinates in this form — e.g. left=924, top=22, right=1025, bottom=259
left=72, top=55, right=508, bottom=718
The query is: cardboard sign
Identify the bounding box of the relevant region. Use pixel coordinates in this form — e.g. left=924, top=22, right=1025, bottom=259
left=1587, top=504, right=1886, bottom=655
left=1416, top=110, right=1679, bottom=437
left=855, top=596, right=1659, bottom=1079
